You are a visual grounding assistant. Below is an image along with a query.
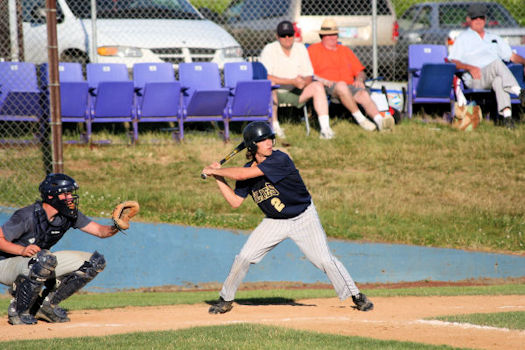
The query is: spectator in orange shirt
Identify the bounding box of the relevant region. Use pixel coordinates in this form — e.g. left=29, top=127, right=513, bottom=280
left=308, top=18, right=395, bottom=131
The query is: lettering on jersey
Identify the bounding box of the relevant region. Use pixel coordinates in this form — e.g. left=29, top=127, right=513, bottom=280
left=252, top=182, right=280, bottom=204
left=51, top=230, right=60, bottom=235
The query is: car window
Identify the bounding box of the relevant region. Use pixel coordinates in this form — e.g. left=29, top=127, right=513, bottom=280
left=412, top=6, right=432, bottom=31
left=22, top=0, right=64, bottom=23
left=301, top=0, right=392, bottom=16
left=485, top=3, right=517, bottom=27
left=64, top=0, right=201, bottom=19
left=398, top=6, right=420, bottom=31
left=239, top=0, right=291, bottom=21
left=439, top=3, right=517, bottom=28
left=223, top=0, right=244, bottom=19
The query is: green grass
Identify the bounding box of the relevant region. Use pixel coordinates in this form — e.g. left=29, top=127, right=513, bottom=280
left=1, top=118, right=524, bottom=253
left=433, top=311, right=525, bottom=331
left=0, top=324, right=474, bottom=350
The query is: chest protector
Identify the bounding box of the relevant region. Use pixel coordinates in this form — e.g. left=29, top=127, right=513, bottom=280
left=31, top=201, right=74, bottom=249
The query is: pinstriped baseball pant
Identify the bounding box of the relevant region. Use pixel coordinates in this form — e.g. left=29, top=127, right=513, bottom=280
left=219, top=202, right=360, bottom=302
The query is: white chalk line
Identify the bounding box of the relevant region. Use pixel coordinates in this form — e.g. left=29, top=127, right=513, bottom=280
left=414, top=320, right=525, bottom=334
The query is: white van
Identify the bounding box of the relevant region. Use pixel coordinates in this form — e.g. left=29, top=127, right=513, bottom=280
left=19, top=0, right=243, bottom=69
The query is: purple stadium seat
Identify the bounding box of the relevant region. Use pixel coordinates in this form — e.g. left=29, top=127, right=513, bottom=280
left=178, top=62, right=229, bottom=140
left=223, top=62, right=272, bottom=131
left=133, top=63, right=181, bottom=140
left=407, top=44, right=456, bottom=119
left=0, top=62, right=41, bottom=121
left=86, top=63, right=136, bottom=143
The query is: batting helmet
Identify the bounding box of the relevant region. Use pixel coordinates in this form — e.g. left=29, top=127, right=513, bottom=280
left=39, top=173, right=79, bottom=219
left=243, top=121, right=275, bottom=154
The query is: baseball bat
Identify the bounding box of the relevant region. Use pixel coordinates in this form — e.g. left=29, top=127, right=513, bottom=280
left=201, top=141, right=246, bottom=179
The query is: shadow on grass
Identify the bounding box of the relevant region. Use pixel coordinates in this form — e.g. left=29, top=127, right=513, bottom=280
left=205, top=297, right=316, bottom=307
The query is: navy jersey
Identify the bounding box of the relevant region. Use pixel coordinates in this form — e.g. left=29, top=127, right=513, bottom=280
left=234, top=150, right=311, bottom=219
left=0, top=202, right=91, bottom=260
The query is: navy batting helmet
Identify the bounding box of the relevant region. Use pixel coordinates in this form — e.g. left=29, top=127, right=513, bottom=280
left=39, top=173, right=79, bottom=219
left=242, top=121, right=275, bottom=154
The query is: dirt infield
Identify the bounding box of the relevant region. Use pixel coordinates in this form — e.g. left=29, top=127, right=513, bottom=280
left=1, top=295, right=524, bottom=349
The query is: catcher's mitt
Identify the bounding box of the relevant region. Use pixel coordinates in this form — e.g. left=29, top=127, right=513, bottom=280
left=112, top=201, right=140, bottom=232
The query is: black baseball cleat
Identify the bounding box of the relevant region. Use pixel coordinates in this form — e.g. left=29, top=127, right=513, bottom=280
left=7, top=302, right=38, bottom=325
left=35, top=301, right=70, bottom=323
left=352, top=293, right=374, bottom=311
left=208, top=297, right=233, bottom=314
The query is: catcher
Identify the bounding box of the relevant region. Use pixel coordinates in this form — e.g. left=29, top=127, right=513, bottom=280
left=0, top=173, right=139, bottom=325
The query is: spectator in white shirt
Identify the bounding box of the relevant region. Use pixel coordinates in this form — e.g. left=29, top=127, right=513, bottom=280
left=448, top=3, right=525, bottom=129
left=260, top=21, right=334, bottom=139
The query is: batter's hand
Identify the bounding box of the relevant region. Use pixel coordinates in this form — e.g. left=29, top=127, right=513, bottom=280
left=202, top=162, right=221, bottom=177
left=22, top=244, right=41, bottom=257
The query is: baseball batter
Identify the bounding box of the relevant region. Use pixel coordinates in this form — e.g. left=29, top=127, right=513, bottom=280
left=202, top=121, right=373, bottom=314
left=0, top=173, right=118, bottom=325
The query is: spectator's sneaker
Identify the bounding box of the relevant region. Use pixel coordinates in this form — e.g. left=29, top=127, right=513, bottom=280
left=320, top=128, right=335, bottom=139
left=380, top=114, right=395, bottom=131
left=352, top=293, right=374, bottom=311
left=504, top=117, right=515, bottom=130
left=208, top=297, right=234, bottom=314
left=358, top=118, right=377, bottom=131
left=273, top=123, right=286, bottom=138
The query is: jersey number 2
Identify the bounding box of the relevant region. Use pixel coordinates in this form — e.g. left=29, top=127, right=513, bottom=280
left=271, top=198, right=285, bottom=212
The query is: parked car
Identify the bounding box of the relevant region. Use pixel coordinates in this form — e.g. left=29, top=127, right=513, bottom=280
left=198, top=0, right=399, bottom=78
left=396, top=1, right=525, bottom=79
left=19, top=0, right=243, bottom=69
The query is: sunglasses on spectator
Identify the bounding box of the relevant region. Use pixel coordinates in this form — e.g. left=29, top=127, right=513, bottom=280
left=471, top=16, right=486, bottom=20
left=279, top=34, right=294, bottom=38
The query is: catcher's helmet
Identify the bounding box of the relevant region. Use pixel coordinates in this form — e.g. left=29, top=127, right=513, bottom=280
left=243, top=121, right=275, bottom=154
left=39, top=173, right=79, bottom=219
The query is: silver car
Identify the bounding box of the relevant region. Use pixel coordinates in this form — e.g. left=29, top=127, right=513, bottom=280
left=399, top=1, right=525, bottom=47
left=199, top=0, right=399, bottom=77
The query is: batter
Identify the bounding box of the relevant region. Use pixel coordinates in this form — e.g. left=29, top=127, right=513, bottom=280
left=202, top=121, right=373, bottom=314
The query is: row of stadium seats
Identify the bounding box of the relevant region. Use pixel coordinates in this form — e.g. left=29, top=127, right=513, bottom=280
left=0, top=61, right=273, bottom=143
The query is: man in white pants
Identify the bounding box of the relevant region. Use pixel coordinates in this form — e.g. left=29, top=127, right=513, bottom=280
left=448, top=3, right=525, bottom=129
left=0, top=173, right=118, bottom=325
left=202, top=121, right=373, bottom=314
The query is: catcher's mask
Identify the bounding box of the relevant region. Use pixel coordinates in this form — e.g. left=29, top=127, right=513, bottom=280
left=39, top=173, right=79, bottom=219
left=243, top=121, right=275, bottom=154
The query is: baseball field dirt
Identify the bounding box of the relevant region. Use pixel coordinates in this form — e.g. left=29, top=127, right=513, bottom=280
left=1, top=294, right=523, bottom=350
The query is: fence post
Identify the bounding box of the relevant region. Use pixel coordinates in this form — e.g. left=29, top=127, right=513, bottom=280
left=372, top=0, right=378, bottom=79
left=45, top=0, right=63, bottom=173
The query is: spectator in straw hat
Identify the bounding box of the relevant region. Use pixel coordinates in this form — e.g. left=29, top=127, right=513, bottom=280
left=308, top=18, right=395, bottom=131
left=260, top=20, right=335, bottom=139
left=448, top=3, right=525, bottom=129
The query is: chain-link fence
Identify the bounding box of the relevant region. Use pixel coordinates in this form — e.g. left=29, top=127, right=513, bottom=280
left=1, top=0, right=525, bottom=206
